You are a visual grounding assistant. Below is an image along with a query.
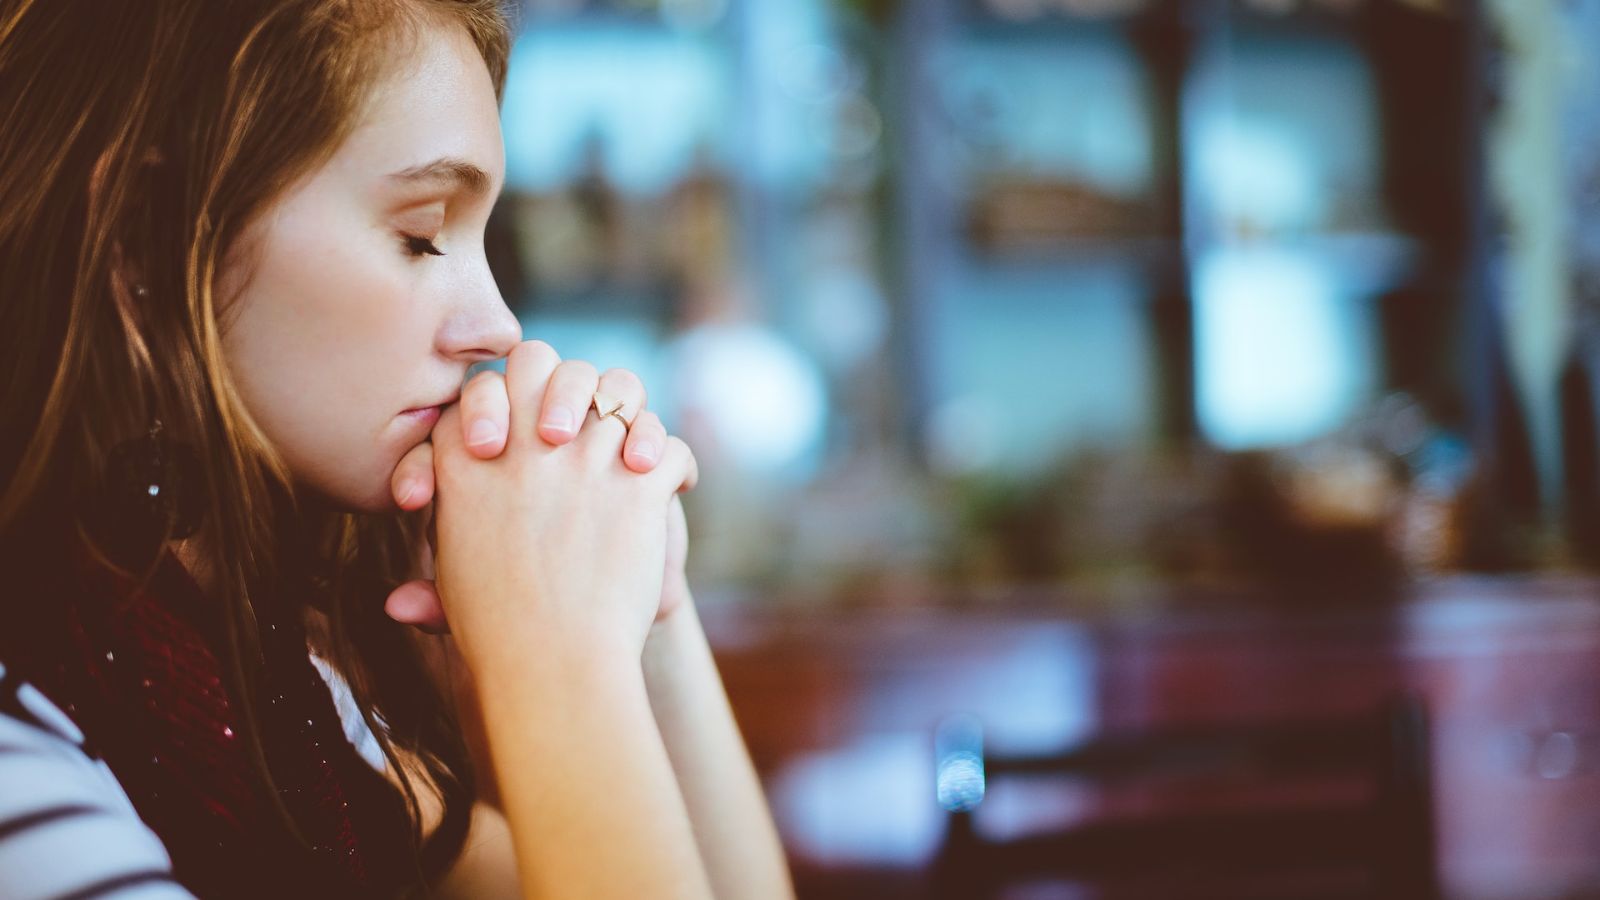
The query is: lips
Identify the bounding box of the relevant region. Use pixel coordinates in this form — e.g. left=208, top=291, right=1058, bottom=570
left=397, top=405, right=443, bottom=438
left=404, top=389, right=461, bottom=415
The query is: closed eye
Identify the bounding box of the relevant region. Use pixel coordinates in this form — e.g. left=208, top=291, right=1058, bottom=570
left=401, top=234, right=445, bottom=258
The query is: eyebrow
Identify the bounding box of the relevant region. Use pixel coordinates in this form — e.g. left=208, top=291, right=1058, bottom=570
left=384, top=157, right=495, bottom=198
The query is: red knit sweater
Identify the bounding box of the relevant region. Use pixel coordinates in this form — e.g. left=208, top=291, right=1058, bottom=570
left=2, top=537, right=423, bottom=898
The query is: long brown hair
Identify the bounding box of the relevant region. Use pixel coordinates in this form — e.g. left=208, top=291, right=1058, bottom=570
left=0, top=0, right=513, bottom=888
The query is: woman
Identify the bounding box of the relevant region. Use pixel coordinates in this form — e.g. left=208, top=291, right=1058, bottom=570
left=0, top=1, right=791, bottom=897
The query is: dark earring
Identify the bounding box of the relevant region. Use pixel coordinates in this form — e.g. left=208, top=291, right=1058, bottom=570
left=90, top=417, right=206, bottom=567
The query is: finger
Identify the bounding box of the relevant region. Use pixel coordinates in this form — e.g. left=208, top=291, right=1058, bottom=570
left=582, top=367, right=647, bottom=461
left=426, top=501, right=437, bottom=560
left=655, top=494, right=689, bottom=623
left=646, top=435, right=700, bottom=495
left=538, top=358, right=600, bottom=446
left=391, top=440, right=435, bottom=510
left=433, top=402, right=465, bottom=461
left=384, top=579, right=451, bottom=635
left=505, top=340, right=562, bottom=448
left=460, top=369, right=510, bottom=458
left=623, top=409, right=667, bottom=473
left=408, top=502, right=436, bottom=580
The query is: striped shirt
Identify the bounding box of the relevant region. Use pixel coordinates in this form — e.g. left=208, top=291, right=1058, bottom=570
left=0, top=655, right=384, bottom=899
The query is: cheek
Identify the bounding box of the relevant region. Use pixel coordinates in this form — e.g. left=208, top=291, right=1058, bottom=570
left=219, top=224, right=422, bottom=508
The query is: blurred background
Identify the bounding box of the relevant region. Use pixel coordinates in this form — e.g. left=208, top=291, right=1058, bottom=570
left=480, top=0, right=1600, bottom=895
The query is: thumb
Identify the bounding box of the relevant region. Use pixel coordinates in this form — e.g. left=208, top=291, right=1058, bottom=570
left=385, top=579, right=451, bottom=635
left=387, top=502, right=448, bottom=633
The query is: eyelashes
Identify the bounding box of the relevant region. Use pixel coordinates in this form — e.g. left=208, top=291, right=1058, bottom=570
left=401, top=233, right=445, bottom=258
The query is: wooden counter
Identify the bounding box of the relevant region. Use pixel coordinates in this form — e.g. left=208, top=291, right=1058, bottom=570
left=702, top=578, right=1600, bottom=899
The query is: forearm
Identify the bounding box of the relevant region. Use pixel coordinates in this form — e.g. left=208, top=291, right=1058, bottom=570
left=464, top=630, right=714, bottom=900
left=642, top=595, right=795, bottom=900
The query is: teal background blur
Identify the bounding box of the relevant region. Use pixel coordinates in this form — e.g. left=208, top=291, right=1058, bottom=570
left=485, top=0, right=1600, bottom=605
left=482, top=4, right=1600, bottom=896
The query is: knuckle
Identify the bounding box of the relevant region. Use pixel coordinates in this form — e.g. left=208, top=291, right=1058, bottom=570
left=602, top=367, right=644, bottom=393
left=462, top=370, right=504, bottom=404
left=404, top=442, right=434, bottom=468
left=466, top=368, right=501, bottom=389
left=510, top=339, right=556, bottom=364
left=433, top=406, right=461, bottom=446
left=560, top=358, right=599, bottom=384
left=506, top=340, right=557, bottom=378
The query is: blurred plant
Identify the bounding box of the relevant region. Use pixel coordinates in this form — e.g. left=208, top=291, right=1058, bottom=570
left=944, top=469, right=1074, bottom=589
left=931, top=391, right=1550, bottom=611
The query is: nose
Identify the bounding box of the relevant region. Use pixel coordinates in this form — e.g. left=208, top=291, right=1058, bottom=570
left=439, top=264, right=522, bottom=364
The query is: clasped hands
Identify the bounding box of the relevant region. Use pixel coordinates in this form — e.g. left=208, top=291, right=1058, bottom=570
left=379, top=340, right=697, bottom=644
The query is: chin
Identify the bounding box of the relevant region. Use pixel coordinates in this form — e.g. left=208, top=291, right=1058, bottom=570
left=298, top=466, right=405, bottom=516
left=354, top=478, right=406, bottom=515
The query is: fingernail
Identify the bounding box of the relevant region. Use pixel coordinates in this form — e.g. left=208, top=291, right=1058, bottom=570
left=468, top=419, right=500, bottom=448
left=631, top=440, right=659, bottom=465
left=543, top=407, right=574, bottom=435
left=397, top=479, right=419, bottom=506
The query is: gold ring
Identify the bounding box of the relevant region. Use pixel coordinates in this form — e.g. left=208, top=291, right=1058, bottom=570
left=590, top=391, right=634, bottom=429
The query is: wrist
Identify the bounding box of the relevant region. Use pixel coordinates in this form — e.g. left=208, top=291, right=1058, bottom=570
left=642, top=591, right=706, bottom=682
left=647, top=578, right=696, bottom=639
left=456, top=611, right=644, bottom=686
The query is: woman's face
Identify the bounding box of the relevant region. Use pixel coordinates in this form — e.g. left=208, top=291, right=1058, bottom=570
left=218, top=23, right=521, bottom=512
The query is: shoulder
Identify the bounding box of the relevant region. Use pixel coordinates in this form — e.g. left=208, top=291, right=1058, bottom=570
left=0, top=661, right=196, bottom=899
